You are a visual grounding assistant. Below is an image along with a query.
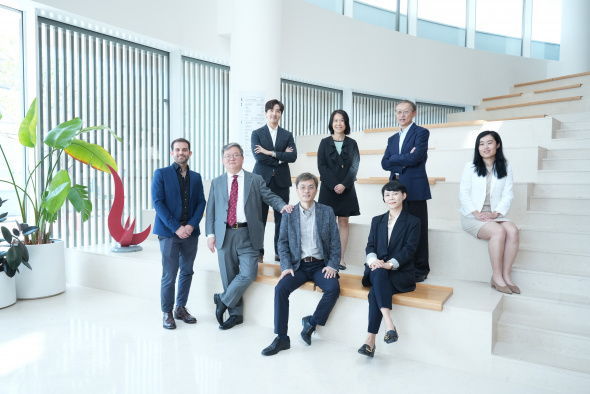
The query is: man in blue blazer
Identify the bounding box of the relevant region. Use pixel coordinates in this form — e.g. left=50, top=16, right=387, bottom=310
left=152, top=138, right=206, bottom=330
left=381, top=100, right=431, bottom=282
left=261, top=173, right=341, bottom=356
left=252, top=99, right=298, bottom=263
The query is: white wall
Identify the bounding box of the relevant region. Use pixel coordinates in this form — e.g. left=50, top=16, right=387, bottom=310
left=281, top=0, right=549, bottom=107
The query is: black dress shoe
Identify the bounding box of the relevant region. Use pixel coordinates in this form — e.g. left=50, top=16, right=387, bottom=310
left=174, top=306, right=197, bottom=324
left=301, top=315, right=316, bottom=345
left=261, top=336, right=291, bottom=356
left=358, top=344, right=375, bottom=358
left=258, top=253, right=264, bottom=264
left=274, top=254, right=280, bottom=262
left=220, top=315, right=244, bottom=330
left=384, top=329, right=399, bottom=343
left=415, top=274, right=428, bottom=283
left=339, top=263, right=347, bottom=271
left=163, top=312, right=176, bottom=330
left=213, top=293, right=227, bottom=325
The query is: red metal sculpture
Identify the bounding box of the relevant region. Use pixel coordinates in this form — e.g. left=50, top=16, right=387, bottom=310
left=107, top=165, right=151, bottom=250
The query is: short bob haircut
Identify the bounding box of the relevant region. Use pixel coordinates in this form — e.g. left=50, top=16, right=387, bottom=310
left=265, top=99, right=285, bottom=114
left=295, top=172, right=319, bottom=188
left=472, top=130, right=508, bottom=179
left=381, top=180, right=408, bottom=208
left=396, top=99, right=417, bottom=113
left=221, top=142, right=244, bottom=156
left=170, top=137, right=191, bottom=151
left=328, top=109, right=351, bottom=135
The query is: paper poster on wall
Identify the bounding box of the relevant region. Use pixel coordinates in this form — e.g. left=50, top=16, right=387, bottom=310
left=239, top=91, right=266, bottom=169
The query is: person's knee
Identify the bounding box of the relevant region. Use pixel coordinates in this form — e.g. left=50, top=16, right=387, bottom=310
left=505, top=224, right=519, bottom=241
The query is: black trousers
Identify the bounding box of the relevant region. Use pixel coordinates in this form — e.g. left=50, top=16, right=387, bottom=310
left=261, top=176, right=290, bottom=256
left=406, top=200, right=429, bottom=276
left=367, top=268, right=394, bottom=334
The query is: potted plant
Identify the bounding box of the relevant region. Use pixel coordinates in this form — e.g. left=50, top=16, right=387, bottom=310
left=0, top=197, right=39, bottom=308
left=0, top=99, right=120, bottom=299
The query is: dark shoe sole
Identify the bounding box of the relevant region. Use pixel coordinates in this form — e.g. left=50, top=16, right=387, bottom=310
left=261, top=343, right=290, bottom=356
left=163, top=324, right=176, bottom=330
left=214, top=294, right=226, bottom=325
left=174, top=314, right=197, bottom=324
left=219, top=317, right=244, bottom=330
left=358, top=344, right=375, bottom=357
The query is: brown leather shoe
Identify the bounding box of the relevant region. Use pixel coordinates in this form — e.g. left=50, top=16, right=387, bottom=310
left=163, top=312, right=176, bottom=329
left=275, top=254, right=280, bottom=262
left=491, top=277, right=512, bottom=294
left=258, top=253, right=264, bottom=264
left=174, top=306, right=197, bottom=324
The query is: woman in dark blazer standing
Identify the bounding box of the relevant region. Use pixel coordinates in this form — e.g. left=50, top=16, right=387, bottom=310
left=358, top=180, right=420, bottom=357
left=317, top=109, right=360, bottom=270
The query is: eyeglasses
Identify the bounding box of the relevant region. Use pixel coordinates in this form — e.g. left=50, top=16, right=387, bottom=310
left=395, top=110, right=413, bottom=116
left=223, top=154, right=242, bottom=160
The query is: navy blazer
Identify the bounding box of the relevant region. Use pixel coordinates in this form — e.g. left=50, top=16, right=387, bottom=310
left=381, top=123, right=432, bottom=201
left=251, top=125, right=297, bottom=188
left=277, top=202, right=341, bottom=272
left=362, top=210, right=420, bottom=293
left=151, top=165, right=206, bottom=238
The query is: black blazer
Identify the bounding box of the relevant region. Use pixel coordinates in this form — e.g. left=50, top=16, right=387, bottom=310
left=251, top=125, right=297, bottom=188
left=317, top=136, right=360, bottom=190
left=362, top=210, right=420, bottom=293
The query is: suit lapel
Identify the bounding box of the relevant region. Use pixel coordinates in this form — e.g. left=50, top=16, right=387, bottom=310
left=293, top=203, right=302, bottom=258
left=221, top=173, right=229, bottom=203
left=171, top=165, right=181, bottom=198
left=391, top=133, right=401, bottom=155
left=314, top=203, right=323, bottom=256
left=243, top=171, right=252, bottom=205
left=275, top=127, right=288, bottom=150
left=388, top=211, right=407, bottom=255
left=378, top=213, right=389, bottom=257
left=400, top=124, right=417, bottom=153
left=264, top=125, right=275, bottom=149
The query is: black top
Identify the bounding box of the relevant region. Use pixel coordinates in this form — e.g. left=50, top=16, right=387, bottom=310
left=174, top=163, right=190, bottom=225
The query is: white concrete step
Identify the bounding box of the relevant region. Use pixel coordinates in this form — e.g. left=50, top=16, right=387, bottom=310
left=511, top=265, right=590, bottom=298
left=526, top=211, right=590, bottom=232
left=476, top=86, right=589, bottom=110
left=556, top=129, right=590, bottom=139
left=514, top=248, right=590, bottom=277
left=545, top=137, right=590, bottom=150
left=529, top=196, right=590, bottom=213
left=519, top=227, right=590, bottom=253
left=558, top=121, right=590, bottom=130
left=536, top=170, right=590, bottom=183
left=541, top=158, right=590, bottom=171
left=508, top=74, right=590, bottom=94
left=532, top=182, right=590, bottom=198
left=545, top=148, right=590, bottom=159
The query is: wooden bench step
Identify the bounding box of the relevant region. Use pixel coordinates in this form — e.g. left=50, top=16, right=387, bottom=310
left=514, top=71, right=590, bottom=87
left=534, top=83, right=582, bottom=94
left=485, top=96, right=582, bottom=111
left=255, top=264, right=453, bottom=312
left=364, top=120, right=483, bottom=134
left=305, top=148, right=434, bottom=157
left=482, top=93, right=522, bottom=102
left=288, top=176, right=446, bottom=185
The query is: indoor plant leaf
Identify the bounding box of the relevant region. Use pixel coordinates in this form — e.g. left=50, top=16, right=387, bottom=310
left=79, top=125, right=122, bottom=142
left=67, top=185, right=92, bottom=222
left=0, top=212, right=7, bottom=222
left=6, top=245, right=23, bottom=269
left=44, top=117, right=83, bottom=149
left=41, top=169, right=71, bottom=215
left=21, top=225, right=39, bottom=237
left=18, top=98, right=38, bottom=148
left=3, top=263, right=16, bottom=278
left=65, top=139, right=118, bottom=173
left=1, top=227, right=13, bottom=244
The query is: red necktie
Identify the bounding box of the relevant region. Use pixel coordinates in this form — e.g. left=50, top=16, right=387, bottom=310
left=227, top=175, right=238, bottom=226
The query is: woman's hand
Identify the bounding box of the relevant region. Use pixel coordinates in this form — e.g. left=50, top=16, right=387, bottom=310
left=473, top=211, right=494, bottom=221
left=334, top=184, right=346, bottom=194
left=370, top=260, right=385, bottom=270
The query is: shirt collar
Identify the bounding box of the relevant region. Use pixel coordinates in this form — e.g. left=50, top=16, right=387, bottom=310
left=267, top=124, right=278, bottom=134
left=299, top=201, right=316, bottom=216
left=399, top=122, right=414, bottom=134
left=173, top=162, right=189, bottom=172
left=227, top=169, right=244, bottom=179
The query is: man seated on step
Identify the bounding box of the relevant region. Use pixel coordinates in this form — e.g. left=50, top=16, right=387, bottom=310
left=262, top=172, right=341, bottom=356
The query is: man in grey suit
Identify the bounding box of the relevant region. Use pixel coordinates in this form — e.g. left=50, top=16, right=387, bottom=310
left=262, top=173, right=341, bottom=356
left=206, top=142, right=294, bottom=330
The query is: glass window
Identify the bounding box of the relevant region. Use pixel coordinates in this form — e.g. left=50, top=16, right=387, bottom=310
left=475, top=0, right=523, bottom=56
left=0, top=6, right=24, bottom=219
left=417, top=0, right=466, bottom=46
left=353, top=1, right=407, bottom=32
left=531, top=0, right=561, bottom=60
left=303, top=0, right=344, bottom=14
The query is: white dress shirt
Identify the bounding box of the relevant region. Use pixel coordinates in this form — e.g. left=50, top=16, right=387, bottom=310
left=227, top=169, right=247, bottom=223
left=299, top=202, right=322, bottom=261
left=268, top=124, right=283, bottom=164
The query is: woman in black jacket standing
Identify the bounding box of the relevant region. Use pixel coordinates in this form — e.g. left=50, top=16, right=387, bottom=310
left=317, top=109, right=360, bottom=270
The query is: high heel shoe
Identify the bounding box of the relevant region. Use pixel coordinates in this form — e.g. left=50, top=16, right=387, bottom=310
left=507, top=284, right=520, bottom=294
left=384, top=329, right=398, bottom=344
left=491, top=277, right=512, bottom=294
left=358, top=344, right=375, bottom=358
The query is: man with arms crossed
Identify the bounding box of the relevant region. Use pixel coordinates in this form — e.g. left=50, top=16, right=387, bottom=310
left=207, top=143, right=294, bottom=330
left=262, top=172, right=341, bottom=356
left=381, top=100, right=431, bottom=282
left=251, top=99, right=297, bottom=263
left=152, top=138, right=206, bottom=329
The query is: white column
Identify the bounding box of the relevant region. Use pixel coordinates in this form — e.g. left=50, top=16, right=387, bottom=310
left=521, top=0, right=533, bottom=58
left=407, top=0, right=418, bottom=36
left=465, top=0, right=476, bottom=48
left=228, top=0, right=282, bottom=155
left=553, top=0, right=590, bottom=76
left=343, top=0, right=354, bottom=18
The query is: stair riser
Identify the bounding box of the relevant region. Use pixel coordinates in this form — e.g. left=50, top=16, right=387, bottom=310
left=545, top=149, right=590, bottom=159
left=509, top=75, right=590, bottom=94
left=529, top=197, right=590, bottom=213
left=537, top=171, right=590, bottom=184
left=511, top=269, right=590, bottom=298
left=541, top=159, right=590, bottom=171
left=532, top=183, right=590, bottom=199
left=526, top=212, right=590, bottom=232
left=556, top=130, right=590, bottom=139
left=513, top=249, right=590, bottom=276
left=519, top=229, right=590, bottom=253
left=497, top=323, right=590, bottom=360
left=558, top=121, right=590, bottom=130
left=547, top=138, right=590, bottom=150
left=502, top=297, right=590, bottom=327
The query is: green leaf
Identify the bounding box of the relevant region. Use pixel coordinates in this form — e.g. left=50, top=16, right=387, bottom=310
left=6, top=245, right=23, bottom=269
left=3, top=263, right=16, bottom=277
left=64, top=139, right=117, bottom=173
left=41, top=169, right=71, bottom=214
left=1, top=226, right=13, bottom=244
left=18, top=241, right=29, bottom=264
left=68, top=185, right=93, bottom=222
left=19, top=99, right=38, bottom=148
left=45, top=118, right=83, bottom=149
left=79, top=125, right=122, bottom=142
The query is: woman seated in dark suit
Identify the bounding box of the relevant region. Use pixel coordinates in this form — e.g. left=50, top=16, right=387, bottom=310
left=358, top=180, right=421, bottom=358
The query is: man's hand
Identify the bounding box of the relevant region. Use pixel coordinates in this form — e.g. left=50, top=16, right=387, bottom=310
left=370, top=259, right=386, bottom=270
left=334, top=184, right=346, bottom=194
left=185, top=224, right=194, bottom=235
left=207, top=237, right=216, bottom=253
left=279, top=269, right=295, bottom=280
left=175, top=226, right=190, bottom=239
left=410, top=147, right=416, bottom=154
left=254, top=145, right=272, bottom=156
left=281, top=204, right=294, bottom=214
left=285, top=146, right=294, bottom=153
left=323, top=267, right=337, bottom=279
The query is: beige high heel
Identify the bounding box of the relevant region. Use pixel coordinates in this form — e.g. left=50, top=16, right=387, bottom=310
left=507, top=284, right=521, bottom=294
left=491, top=277, right=512, bottom=294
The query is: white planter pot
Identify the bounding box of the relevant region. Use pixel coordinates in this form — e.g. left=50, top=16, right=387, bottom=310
left=16, top=240, right=66, bottom=299
left=0, top=273, right=17, bottom=308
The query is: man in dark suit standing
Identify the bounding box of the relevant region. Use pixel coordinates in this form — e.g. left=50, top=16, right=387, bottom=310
left=207, top=143, right=294, bottom=330
left=251, top=99, right=297, bottom=263
left=261, top=173, right=341, bottom=356
left=381, top=100, right=431, bottom=282
left=152, top=138, right=206, bottom=329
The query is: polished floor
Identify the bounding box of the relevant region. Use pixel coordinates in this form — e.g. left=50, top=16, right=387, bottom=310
left=0, top=286, right=556, bottom=394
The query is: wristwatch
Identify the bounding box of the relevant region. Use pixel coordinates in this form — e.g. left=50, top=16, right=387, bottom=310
left=389, top=262, right=394, bottom=269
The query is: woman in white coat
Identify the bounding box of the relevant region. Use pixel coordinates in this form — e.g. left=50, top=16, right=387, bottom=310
left=460, top=131, right=520, bottom=294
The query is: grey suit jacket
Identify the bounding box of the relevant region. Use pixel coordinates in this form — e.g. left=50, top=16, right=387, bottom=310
left=277, top=202, right=341, bottom=272
left=205, top=170, right=287, bottom=250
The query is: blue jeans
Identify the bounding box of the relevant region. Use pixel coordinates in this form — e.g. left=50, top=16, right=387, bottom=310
left=159, top=233, right=199, bottom=312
